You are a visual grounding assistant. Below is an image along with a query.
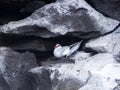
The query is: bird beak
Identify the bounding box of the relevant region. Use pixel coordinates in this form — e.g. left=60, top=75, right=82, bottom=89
left=54, top=45, right=58, bottom=48
left=54, top=44, right=60, bottom=48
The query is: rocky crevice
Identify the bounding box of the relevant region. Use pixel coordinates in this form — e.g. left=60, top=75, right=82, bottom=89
left=0, top=0, right=120, bottom=90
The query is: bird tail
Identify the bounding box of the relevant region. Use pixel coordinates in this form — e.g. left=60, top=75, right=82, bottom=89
left=70, top=40, right=83, bottom=54
left=70, top=40, right=83, bottom=48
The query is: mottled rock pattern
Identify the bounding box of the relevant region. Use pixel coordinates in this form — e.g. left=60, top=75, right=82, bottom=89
left=29, top=53, right=119, bottom=90
left=29, top=67, right=51, bottom=90
left=0, top=47, right=37, bottom=90
left=0, top=0, right=119, bottom=38
left=79, top=64, right=120, bottom=90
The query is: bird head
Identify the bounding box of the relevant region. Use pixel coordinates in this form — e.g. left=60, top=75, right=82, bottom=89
left=54, top=44, right=61, bottom=48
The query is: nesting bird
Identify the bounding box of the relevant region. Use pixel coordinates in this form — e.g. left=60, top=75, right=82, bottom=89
left=53, top=41, right=83, bottom=58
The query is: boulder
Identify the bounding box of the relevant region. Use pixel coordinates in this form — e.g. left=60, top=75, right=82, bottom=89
left=74, top=53, right=118, bottom=83
left=29, top=64, right=83, bottom=90
left=85, top=26, right=120, bottom=55
left=0, top=47, right=37, bottom=90
left=29, top=53, right=118, bottom=90
left=0, top=0, right=119, bottom=38
left=69, top=51, right=91, bottom=62
left=29, top=67, right=51, bottom=90
left=79, top=64, right=120, bottom=90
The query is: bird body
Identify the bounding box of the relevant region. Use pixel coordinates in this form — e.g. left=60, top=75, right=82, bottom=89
left=53, top=41, right=82, bottom=58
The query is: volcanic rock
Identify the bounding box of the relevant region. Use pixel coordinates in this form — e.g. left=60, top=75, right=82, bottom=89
left=0, top=0, right=119, bottom=38
left=0, top=47, right=37, bottom=90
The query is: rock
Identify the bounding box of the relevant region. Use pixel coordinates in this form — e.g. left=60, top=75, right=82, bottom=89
left=0, top=0, right=119, bottom=38
left=0, top=77, right=10, bottom=90
left=86, top=0, right=120, bottom=21
left=69, top=51, right=91, bottom=62
left=85, top=26, right=120, bottom=55
left=79, top=64, right=120, bottom=90
left=74, top=53, right=118, bottom=83
left=29, top=64, right=83, bottom=90
left=29, top=67, right=51, bottom=90
left=29, top=53, right=118, bottom=90
left=115, top=52, right=120, bottom=63
left=0, top=47, right=37, bottom=90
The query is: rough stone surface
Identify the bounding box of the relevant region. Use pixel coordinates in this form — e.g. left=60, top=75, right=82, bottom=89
left=0, top=47, right=37, bottom=90
left=79, top=64, right=120, bottom=90
left=70, top=51, right=91, bottom=62
left=86, top=0, right=120, bottom=21
left=29, top=67, right=51, bottom=90
left=0, top=0, right=119, bottom=38
left=85, top=26, right=120, bottom=55
left=29, top=53, right=119, bottom=90
left=29, top=64, right=83, bottom=90
left=0, top=0, right=120, bottom=90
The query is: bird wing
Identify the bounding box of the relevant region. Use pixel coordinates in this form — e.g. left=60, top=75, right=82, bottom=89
left=69, top=40, right=83, bottom=53
left=62, top=47, right=70, bottom=56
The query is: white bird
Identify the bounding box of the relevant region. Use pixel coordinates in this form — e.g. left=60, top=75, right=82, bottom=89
left=53, top=41, right=83, bottom=58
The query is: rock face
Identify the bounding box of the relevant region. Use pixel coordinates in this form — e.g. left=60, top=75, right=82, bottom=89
left=0, top=0, right=119, bottom=38
left=0, top=47, right=37, bottom=90
left=0, top=0, right=120, bottom=90
left=29, top=53, right=120, bottom=90
left=86, top=0, right=120, bottom=21
left=85, top=26, right=120, bottom=55
left=29, top=67, right=51, bottom=90
left=79, top=64, right=120, bottom=90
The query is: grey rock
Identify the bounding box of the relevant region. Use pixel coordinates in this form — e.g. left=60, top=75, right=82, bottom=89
left=86, top=0, right=120, bottom=21
left=29, top=64, right=83, bottom=90
left=70, top=51, right=91, bottom=62
left=29, top=67, right=51, bottom=90
left=29, top=53, right=118, bottom=90
left=115, top=52, right=120, bottom=63
left=74, top=53, right=117, bottom=83
left=0, top=47, right=37, bottom=90
left=0, top=0, right=119, bottom=38
left=79, top=64, right=120, bottom=90
left=85, top=26, right=120, bottom=55
left=0, top=76, right=10, bottom=90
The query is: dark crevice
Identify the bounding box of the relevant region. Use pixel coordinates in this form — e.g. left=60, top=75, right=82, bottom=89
left=14, top=50, right=53, bottom=66
left=0, top=33, right=82, bottom=65
left=102, top=23, right=120, bottom=36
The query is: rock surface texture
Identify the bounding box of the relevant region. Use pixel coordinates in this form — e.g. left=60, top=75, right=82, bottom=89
left=0, top=0, right=119, bottom=38
left=0, top=47, right=37, bottom=90
left=85, top=26, right=120, bottom=55
left=0, top=0, right=120, bottom=90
